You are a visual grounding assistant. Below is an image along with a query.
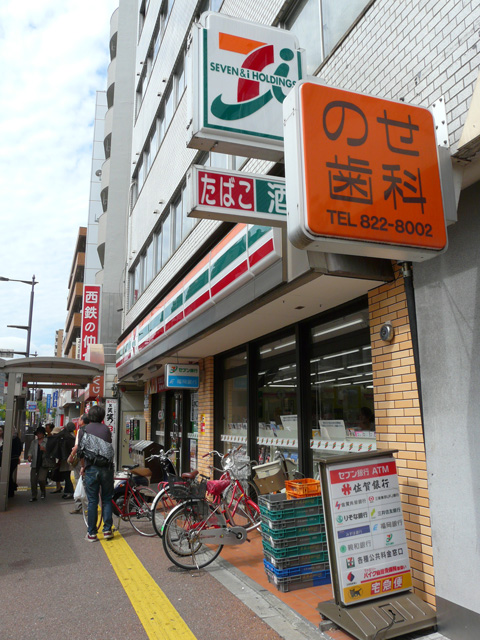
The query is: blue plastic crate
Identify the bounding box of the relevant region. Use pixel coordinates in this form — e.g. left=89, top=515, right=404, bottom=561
left=265, top=566, right=331, bottom=592
left=264, top=558, right=330, bottom=578
left=261, top=512, right=325, bottom=530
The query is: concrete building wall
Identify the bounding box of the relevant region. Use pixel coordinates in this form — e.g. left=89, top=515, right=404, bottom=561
left=85, top=91, right=107, bottom=285
left=318, top=0, right=479, bottom=154
left=368, top=270, right=434, bottom=606
left=99, top=0, right=137, bottom=364
left=415, top=182, right=480, bottom=633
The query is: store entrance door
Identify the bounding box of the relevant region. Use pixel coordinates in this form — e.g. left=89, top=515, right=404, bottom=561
left=166, top=391, right=183, bottom=475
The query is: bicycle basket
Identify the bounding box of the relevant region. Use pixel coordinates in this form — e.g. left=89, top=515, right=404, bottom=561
left=190, top=479, right=207, bottom=500
left=167, top=475, right=207, bottom=501
left=167, top=475, right=190, bottom=500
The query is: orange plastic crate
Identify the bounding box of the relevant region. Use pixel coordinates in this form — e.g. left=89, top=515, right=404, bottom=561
left=285, top=478, right=321, bottom=499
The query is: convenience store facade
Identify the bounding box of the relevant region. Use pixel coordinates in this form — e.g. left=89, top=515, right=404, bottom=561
left=116, top=230, right=432, bottom=605
left=107, top=1, right=480, bottom=637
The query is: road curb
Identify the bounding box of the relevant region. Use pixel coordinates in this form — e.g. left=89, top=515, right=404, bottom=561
left=206, top=556, right=329, bottom=640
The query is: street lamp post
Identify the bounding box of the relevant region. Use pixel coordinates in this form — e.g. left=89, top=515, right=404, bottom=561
left=0, top=275, right=38, bottom=357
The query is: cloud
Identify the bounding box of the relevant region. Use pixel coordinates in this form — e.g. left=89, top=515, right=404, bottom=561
left=0, top=0, right=118, bottom=357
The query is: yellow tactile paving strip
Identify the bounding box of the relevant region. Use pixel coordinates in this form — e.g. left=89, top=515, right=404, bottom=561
left=99, top=531, right=196, bottom=640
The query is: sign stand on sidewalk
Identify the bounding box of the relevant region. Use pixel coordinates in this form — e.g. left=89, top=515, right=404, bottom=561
left=316, top=450, right=437, bottom=640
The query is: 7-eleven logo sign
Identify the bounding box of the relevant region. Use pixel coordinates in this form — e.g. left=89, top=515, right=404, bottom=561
left=190, top=12, right=304, bottom=160
left=210, top=33, right=297, bottom=121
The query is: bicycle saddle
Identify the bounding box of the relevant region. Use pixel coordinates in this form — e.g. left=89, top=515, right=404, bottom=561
left=181, top=469, right=199, bottom=480
left=122, top=464, right=139, bottom=470
left=206, top=479, right=230, bottom=496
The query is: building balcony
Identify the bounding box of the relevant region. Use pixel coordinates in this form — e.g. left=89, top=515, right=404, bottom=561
left=66, top=281, right=83, bottom=317
left=63, top=313, right=81, bottom=355
left=107, top=57, right=117, bottom=101
left=68, top=250, right=85, bottom=290
left=97, top=211, right=107, bottom=267
left=110, top=7, right=119, bottom=39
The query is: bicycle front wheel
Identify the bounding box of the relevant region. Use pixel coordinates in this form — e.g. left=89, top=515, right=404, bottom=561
left=162, top=500, right=225, bottom=570
left=151, top=488, right=179, bottom=537
left=230, top=497, right=261, bottom=532
left=127, top=486, right=157, bottom=536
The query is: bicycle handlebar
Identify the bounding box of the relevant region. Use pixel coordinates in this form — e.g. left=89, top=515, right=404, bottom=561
left=146, top=448, right=178, bottom=462
left=202, top=450, right=222, bottom=459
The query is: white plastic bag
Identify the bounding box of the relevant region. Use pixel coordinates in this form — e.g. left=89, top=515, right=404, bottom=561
left=74, top=476, right=87, bottom=501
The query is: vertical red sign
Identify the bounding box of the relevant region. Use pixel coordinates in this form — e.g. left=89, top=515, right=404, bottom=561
left=80, top=285, right=101, bottom=360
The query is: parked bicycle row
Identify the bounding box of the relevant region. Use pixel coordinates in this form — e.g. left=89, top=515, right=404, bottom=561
left=27, top=403, right=297, bottom=570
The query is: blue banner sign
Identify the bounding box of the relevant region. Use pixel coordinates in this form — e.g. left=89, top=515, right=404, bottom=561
left=165, top=364, right=200, bottom=389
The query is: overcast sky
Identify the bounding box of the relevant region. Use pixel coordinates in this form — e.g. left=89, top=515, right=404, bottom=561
left=0, top=0, right=118, bottom=358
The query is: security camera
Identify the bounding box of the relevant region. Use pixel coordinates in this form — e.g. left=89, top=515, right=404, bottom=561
left=379, top=321, right=395, bottom=343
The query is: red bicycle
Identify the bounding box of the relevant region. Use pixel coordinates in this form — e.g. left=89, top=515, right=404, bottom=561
left=81, top=464, right=158, bottom=536
left=161, top=447, right=261, bottom=570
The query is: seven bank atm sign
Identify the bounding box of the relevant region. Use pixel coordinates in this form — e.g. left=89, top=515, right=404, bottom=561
left=284, top=79, right=448, bottom=261
left=189, top=12, right=304, bottom=161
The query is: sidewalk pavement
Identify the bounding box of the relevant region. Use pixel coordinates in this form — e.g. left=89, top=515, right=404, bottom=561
left=1, top=463, right=451, bottom=640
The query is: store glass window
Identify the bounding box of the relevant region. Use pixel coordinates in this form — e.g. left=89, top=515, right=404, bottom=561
left=257, top=333, right=298, bottom=467
left=287, top=0, right=322, bottom=75
left=321, top=0, right=371, bottom=56
left=188, top=391, right=199, bottom=471
left=221, top=350, right=247, bottom=454
left=286, top=0, right=371, bottom=74
left=161, top=213, right=172, bottom=266
left=310, top=310, right=373, bottom=471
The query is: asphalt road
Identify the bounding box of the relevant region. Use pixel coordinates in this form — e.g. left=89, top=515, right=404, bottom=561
left=0, top=464, right=293, bottom=640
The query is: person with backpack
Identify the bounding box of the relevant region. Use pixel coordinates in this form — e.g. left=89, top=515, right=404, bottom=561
left=67, top=413, right=89, bottom=514
left=79, top=405, right=115, bottom=542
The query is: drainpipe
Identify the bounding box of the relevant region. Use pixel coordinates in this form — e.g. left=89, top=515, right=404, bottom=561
left=400, top=262, right=425, bottom=439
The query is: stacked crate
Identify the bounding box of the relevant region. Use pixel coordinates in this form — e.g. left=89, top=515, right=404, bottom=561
left=259, top=482, right=331, bottom=592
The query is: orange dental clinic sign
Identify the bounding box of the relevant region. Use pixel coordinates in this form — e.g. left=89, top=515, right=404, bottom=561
left=284, top=80, right=448, bottom=261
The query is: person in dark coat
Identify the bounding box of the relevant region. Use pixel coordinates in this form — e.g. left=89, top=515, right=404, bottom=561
left=49, top=423, right=76, bottom=498
left=8, top=430, right=23, bottom=497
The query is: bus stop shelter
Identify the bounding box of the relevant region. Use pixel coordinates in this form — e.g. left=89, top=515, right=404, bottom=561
left=0, top=357, right=104, bottom=511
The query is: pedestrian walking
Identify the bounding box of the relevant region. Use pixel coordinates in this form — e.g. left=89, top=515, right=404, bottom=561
left=45, top=422, right=62, bottom=492
left=58, top=423, right=76, bottom=499
left=8, top=430, right=23, bottom=497
left=79, top=405, right=115, bottom=542
left=27, top=426, right=49, bottom=501
left=67, top=413, right=90, bottom=514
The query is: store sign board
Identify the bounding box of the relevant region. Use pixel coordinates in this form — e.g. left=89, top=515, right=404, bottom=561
left=188, top=165, right=286, bottom=226
left=325, top=455, right=412, bottom=606
left=52, top=390, right=58, bottom=408
left=80, top=285, right=101, bottom=360
left=189, top=12, right=304, bottom=161
left=105, top=399, right=118, bottom=452
left=284, top=79, right=448, bottom=261
left=165, top=364, right=200, bottom=389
